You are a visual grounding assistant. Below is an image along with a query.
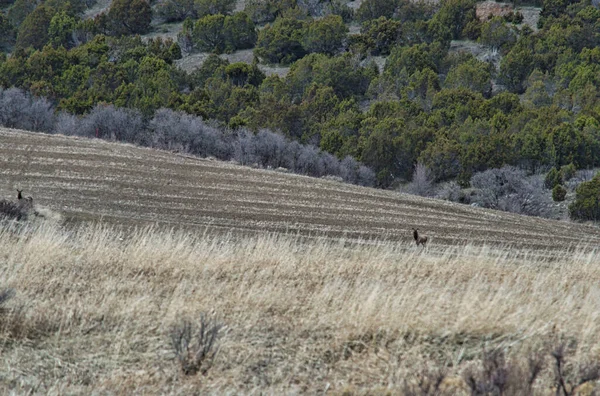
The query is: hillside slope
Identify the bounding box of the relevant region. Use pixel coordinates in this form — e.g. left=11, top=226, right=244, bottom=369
left=1, top=127, right=599, bottom=250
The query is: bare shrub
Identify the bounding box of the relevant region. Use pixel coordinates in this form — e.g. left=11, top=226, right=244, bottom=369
left=463, top=348, right=544, bottom=395
left=253, top=129, right=287, bottom=168
left=233, top=128, right=258, bottom=166
left=54, top=112, right=81, bottom=136
left=552, top=344, right=600, bottom=396
left=403, top=365, right=446, bottom=396
left=0, top=88, right=29, bottom=129
left=435, top=180, right=462, bottom=202
left=0, top=199, right=29, bottom=221
left=471, top=166, right=553, bottom=218
left=0, top=88, right=54, bottom=132
left=26, top=96, right=55, bottom=132
left=0, top=88, right=377, bottom=189
left=404, top=162, right=434, bottom=197
left=81, top=104, right=144, bottom=143
left=170, top=314, right=224, bottom=376
left=149, top=109, right=232, bottom=159
left=357, top=164, right=376, bottom=187
left=565, top=169, right=597, bottom=191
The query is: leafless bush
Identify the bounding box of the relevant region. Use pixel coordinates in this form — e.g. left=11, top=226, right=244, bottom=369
left=150, top=109, right=232, bottom=159
left=233, top=128, right=258, bottom=166
left=0, top=200, right=29, bottom=221
left=471, top=166, right=554, bottom=218
left=0, top=88, right=54, bottom=132
left=435, top=180, right=462, bottom=202
left=0, top=88, right=376, bottom=188
left=552, top=344, right=600, bottom=396
left=565, top=169, right=597, bottom=191
left=404, top=163, right=435, bottom=197
left=54, top=112, right=81, bottom=136
left=463, top=348, right=544, bottom=396
left=356, top=164, right=376, bottom=187
left=26, top=97, right=55, bottom=132
left=253, top=129, right=287, bottom=168
left=170, top=315, right=224, bottom=376
left=403, top=365, right=447, bottom=396
left=81, top=104, right=144, bottom=143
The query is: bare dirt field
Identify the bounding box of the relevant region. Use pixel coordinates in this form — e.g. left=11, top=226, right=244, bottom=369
left=1, top=128, right=599, bottom=250
left=2, top=129, right=600, bottom=394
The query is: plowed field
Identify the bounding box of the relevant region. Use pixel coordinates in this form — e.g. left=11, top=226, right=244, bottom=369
left=1, top=127, right=599, bottom=250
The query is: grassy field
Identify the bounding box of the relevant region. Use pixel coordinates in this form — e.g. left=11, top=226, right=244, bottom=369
left=1, top=128, right=600, bottom=394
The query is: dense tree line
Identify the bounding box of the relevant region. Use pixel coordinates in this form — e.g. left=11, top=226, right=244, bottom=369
left=0, top=0, right=600, bottom=220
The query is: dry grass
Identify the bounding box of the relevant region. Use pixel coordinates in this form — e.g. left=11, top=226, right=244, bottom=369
left=1, top=222, right=600, bottom=394
left=2, top=128, right=600, bottom=393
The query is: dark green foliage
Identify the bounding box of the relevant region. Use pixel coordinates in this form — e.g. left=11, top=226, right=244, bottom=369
left=499, top=44, right=534, bottom=93
left=193, top=13, right=227, bottom=52
left=444, top=56, right=492, bottom=97
left=302, top=14, right=347, bottom=55
left=385, top=43, right=437, bottom=77
left=224, top=62, right=265, bottom=87
left=156, top=0, right=195, bottom=22
left=561, top=163, right=576, bottom=181
left=15, top=4, right=53, bottom=51
left=193, top=13, right=257, bottom=53
left=244, top=0, right=296, bottom=24
left=7, top=0, right=37, bottom=27
left=479, top=17, right=517, bottom=51
left=545, top=167, right=562, bottom=189
left=194, top=0, right=236, bottom=18
left=552, top=184, right=567, bottom=201
left=354, top=17, right=401, bottom=56
left=327, top=0, right=354, bottom=23
left=356, top=0, right=399, bottom=22
left=48, top=11, right=77, bottom=48
left=254, top=17, right=306, bottom=64
left=429, top=0, right=477, bottom=40
left=224, top=12, right=257, bottom=50
left=107, top=0, right=152, bottom=36
left=0, top=12, right=16, bottom=51
left=569, top=174, right=600, bottom=220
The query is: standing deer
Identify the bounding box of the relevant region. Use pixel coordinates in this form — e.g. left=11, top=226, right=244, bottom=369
left=413, top=228, right=428, bottom=247
left=16, top=189, right=23, bottom=200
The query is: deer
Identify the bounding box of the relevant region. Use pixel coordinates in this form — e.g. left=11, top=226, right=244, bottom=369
left=413, top=228, right=428, bottom=247
left=16, top=189, right=23, bottom=200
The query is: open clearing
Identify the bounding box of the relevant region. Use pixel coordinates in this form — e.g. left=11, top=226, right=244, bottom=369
left=1, top=128, right=600, bottom=250
left=2, top=129, right=600, bottom=394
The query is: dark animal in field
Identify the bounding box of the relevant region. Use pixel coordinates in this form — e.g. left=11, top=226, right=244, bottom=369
left=413, top=228, right=428, bottom=247
left=16, top=189, right=22, bottom=200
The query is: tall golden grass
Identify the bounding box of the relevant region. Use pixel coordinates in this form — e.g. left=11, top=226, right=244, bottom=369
left=1, top=222, right=599, bottom=394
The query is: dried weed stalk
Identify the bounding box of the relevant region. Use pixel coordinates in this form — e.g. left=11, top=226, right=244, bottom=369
left=170, top=314, right=224, bottom=375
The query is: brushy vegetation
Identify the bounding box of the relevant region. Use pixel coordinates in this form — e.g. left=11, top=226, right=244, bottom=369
left=0, top=0, right=599, bottom=191
left=1, top=222, right=600, bottom=393
left=0, top=87, right=375, bottom=186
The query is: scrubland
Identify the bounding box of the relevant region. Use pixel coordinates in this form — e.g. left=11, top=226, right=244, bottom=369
left=1, top=222, right=600, bottom=394
left=2, top=129, right=600, bottom=393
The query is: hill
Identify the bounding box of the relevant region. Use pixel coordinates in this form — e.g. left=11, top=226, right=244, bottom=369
left=1, top=127, right=599, bottom=250
left=2, top=128, right=600, bottom=394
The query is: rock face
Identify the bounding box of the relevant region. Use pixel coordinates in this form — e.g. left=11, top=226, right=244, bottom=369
left=476, top=1, right=514, bottom=20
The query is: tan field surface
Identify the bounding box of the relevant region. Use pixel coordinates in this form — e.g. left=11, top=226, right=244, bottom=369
left=1, top=128, right=600, bottom=394
left=1, top=127, right=599, bottom=250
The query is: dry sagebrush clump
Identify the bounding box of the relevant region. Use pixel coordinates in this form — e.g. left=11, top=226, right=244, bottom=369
left=0, top=223, right=600, bottom=394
